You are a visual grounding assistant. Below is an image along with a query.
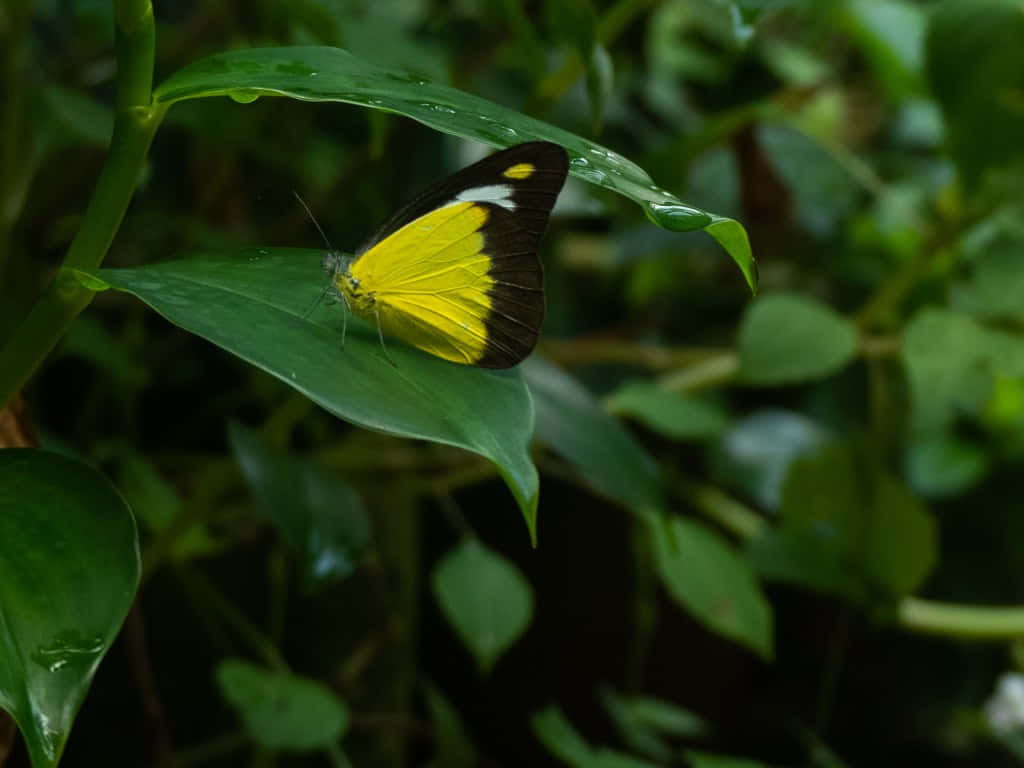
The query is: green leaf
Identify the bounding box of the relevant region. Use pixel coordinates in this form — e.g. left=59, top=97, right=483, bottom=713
left=779, top=443, right=937, bottom=598
left=710, top=409, right=832, bottom=511
left=607, top=381, right=730, bottom=441
left=76, top=250, right=540, bottom=542
left=431, top=540, right=534, bottom=674
left=746, top=529, right=870, bottom=603
left=531, top=705, right=595, bottom=767
left=903, top=308, right=1024, bottom=432
left=904, top=433, right=990, bottom=499
left=228, top=423, right=371, bottom=587
left=926, top=0, right=1024, bottom=187
left=953, top=241, right=1024, bottom=323
left=522, top=357, right=663, bottom=513
left=844, top=0, right=926, bottom=100
left=215, top=659, right=348, bottom=750
left=152, top=45, right=756, bottom=291
left=651, top=517, right=774, bottom=659
left=737, top=293, right=858, bottom=385
left=423, top=681, right=476, bottom=768
left=0, top=449, right=140, bottom=768
left=599, top=685, right=707, bottom=762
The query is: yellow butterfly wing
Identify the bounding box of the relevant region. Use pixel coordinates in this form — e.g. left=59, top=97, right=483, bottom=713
left=348, top=200, right=542, bottom=367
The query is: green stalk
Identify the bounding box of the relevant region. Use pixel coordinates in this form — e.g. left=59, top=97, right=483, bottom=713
left=898, top=598, right=1024, bottom=640
left=0, top=0, right=163, bottom=408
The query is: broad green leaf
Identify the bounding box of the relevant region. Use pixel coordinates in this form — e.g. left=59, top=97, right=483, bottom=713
left=599, top=685, right=707, bottom=762
left=0, top=449, right=140, bottom=768
left=423, top=681, right=476, bottom=768
left=904, top=433, right=990, bottom=499
left=780, top=443, right=937, bottom=598
left=903, top=308, right=1024, bottom=432
left=953, top=242, right=1024, bottom=323
left=522, top=357, right=662, bottom=514
left=152, top=46, right=756, bottom=291
left=607, top=381, right=730, bottom=441
left=926, top=0, right=1024, bottom=186
left=746, top=529, right=870, bottom=603
left=737, top=293, right=858, bottom=386
left=75, top=251, right=540, bottom=541
left=228, top=423, right=371, bottom=587
left=215, top=659, right=347, bottom=750
left=431, top=540, right=534, bottom=674
left=710, top=409, right=832, bottom=511
left=531, top=705, right=595, bottom=767
left=652, top=517, right=773, bottom=659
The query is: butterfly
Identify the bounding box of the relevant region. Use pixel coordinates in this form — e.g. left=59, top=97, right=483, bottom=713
left=318, top=141, right=569, bottom=368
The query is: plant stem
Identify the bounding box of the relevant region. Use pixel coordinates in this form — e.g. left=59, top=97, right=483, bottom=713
left=898, top=598, right=1024, bottom=640
left=0, top=0, right=163, bottom=408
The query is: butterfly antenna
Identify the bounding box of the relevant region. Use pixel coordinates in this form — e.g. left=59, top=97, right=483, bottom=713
left=293, top=190, right=336, bottom=253
left=374, top=310, right=397, bottom=368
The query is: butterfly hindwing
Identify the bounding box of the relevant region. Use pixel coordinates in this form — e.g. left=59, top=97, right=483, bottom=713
left=345, top=142, right=568, bottom=368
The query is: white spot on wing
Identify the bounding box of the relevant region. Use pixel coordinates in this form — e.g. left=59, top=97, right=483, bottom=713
left=453, top=184, right=516, bottom=211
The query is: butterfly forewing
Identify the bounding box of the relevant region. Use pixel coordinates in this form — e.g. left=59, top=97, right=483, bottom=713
left=347, top=141, right=568, bottom=368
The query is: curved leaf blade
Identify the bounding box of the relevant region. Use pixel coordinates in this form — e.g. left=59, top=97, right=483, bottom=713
left=75, top=250, right=539, bottom=540
left=0, top=449, right=140, bottom=768
left=152, top=46, right=756, bottom=292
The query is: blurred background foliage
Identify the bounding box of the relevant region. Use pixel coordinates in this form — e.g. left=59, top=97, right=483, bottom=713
left=4, top=0, right=1024, bottom=766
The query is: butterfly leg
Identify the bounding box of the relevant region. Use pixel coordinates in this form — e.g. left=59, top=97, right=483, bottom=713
left=340, top=293, right=349, bottom=349
left=374, top=309, right=397, bottom=368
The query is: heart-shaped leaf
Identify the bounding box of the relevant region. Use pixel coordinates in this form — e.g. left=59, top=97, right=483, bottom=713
left=0, top=449, right=140, bottom=768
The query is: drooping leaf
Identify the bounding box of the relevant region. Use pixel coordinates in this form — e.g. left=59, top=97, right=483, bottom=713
left=74, top=251, right=540, bottom=541
left=687, top=751, right=780, bottom=768
left=431, top=540, right=534, bottom=674
left=228, top=423, right=371, bottom=587
left=737, top=293, right=858, bottom=385
left=599, top=685, right=707, bottom=762
left=0, top=449, right=140, bottom=768
left=152, top=45, right=756, bottom=291
left=215, top=659, right=348, bottom=750
left=531, top=705, right=595, bottom=767
left=523, top=357, right=662, bottom=514
left=652, top=516, right=774, bottom=659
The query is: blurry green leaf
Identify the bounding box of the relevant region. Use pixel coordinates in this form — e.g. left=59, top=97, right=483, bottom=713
left=953, top=242, right=1024, bottom=323
left=905, top=433, right=990, bottom=499
left=40, top=86, right=113, bottom=149
left=845, top=0, right=926, bottom=99
left=746, top=529, right=870, bottom=602
left=118, top=453, right=217, bottom=560
left=903, top=308, right=1024, bottom=432
left=585, top=44, right=615, bottom=134
left=531, top=705, right=595, bottom=766
left=545, top=0, right=597, bottom=61
left=711, top=409, right=832, bottom=511
left=757, top=122, right=861, bottom=236
left=926, top=0, right=1024, bottom=187
left=780, top=443, right=937, bottom=598
left=652, top=517, right=774, bottom=659
left=215, top=659, right=347, bottom=750
left=737, top=294, right=858, bottom=385
left=75, top=251, right=540, bottom=542
left=432, top=540, right=534, bottom=674
left=599, top=685, right=707, bottom=762
left=607, top=381, right=730, bottom=441
left=228, top=423, right=371, bottom=587
left=152, top=46, right=756, bottom=291
left=62, top=314, right=147, bottom=391
left=0, top=449, right=140, bottom=768
left=423, top=681, right=476, bottom=768
left=590, top=749, right=665, bottom=768
left=523, top=357, right=662, bottom=513
left=688, top=751, right=780, bottom=768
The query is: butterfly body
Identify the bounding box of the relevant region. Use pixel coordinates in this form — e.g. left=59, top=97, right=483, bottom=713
left=322, top=142, right=569, bottom=368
